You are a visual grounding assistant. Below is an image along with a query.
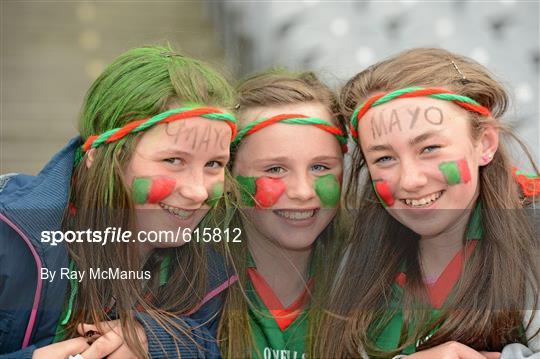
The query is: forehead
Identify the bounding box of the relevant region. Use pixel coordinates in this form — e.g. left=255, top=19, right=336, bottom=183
left=136, top=117, right=232, bottom=153
left=357, top=97, right=471, bottom=145
left=240, top=102, right=333, bottom=125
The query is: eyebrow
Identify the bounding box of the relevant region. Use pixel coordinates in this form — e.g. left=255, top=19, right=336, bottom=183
left=311, top=155, right=342, bottom=162
left=408, top=130, right=444, bottom=146
left=254, top=156, right=290, bottom=163
left=154, top=149, right=194, bottom=157
left=366, top=144, right=393, bottom=153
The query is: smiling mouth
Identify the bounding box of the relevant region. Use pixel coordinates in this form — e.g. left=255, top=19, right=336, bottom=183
left=159, top=202, right=196, bottom=220
left=273, top=208, right=319, bottom=220
left=401, top=191, right=444, bottom=208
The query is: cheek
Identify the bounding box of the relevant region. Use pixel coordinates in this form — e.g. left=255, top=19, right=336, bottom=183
left=372, top=179, right=396, bottom=207
left=235, top=176, right=286, bottom=208
left=132, top=176, right=176, bottom=204
left=438, top=158, right=471, bottom=185
left=314, top=174, right=341, bottom=208
left=206, top=181, right=224, bottom=207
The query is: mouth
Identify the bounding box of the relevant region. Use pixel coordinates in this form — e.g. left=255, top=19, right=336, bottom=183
left=401, top=190, right=444, bottom=208
left=159, top=202, right=196, bottom=220
left=273, top=208, right=319, bottom=221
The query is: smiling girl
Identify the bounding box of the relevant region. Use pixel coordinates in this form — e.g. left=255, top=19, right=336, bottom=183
left=317, top=48, right=539, bottom=359
left=0, top=45, right=237, bottom=358
left=218, top=69, right=348, bottom=358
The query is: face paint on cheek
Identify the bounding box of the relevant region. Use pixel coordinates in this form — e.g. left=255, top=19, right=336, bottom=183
left=438, top=158, right=471, bottom=185
left=372, top=179, right=395, bottom=207
left=235, top=176, right=286, bottom=208
left=314, top=174, right=341, bottom=208
left=132, top=176, right=176, bottom=204
left=236, top=176, right=257, bottom=207
left=206, top=182, right=224, bottom=207
left=254, top=177, right=286, bottom=209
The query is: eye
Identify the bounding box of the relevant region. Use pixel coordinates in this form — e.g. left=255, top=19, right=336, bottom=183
left=422, top=145, right=441, bottom=154
left=374, top=156, right=394, bottom=164
left=206, top=160, right=224, bottom=168
left=163, top=157, right=183, bottom=165
left=265, top=166, right=285, bottom=175
left=311, top=164, right=329, bottom=172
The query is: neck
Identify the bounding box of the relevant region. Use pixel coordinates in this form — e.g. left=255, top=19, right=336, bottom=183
left=419, top=207, right=474, bottom=279
left=245, top=223, right=312, bottom=307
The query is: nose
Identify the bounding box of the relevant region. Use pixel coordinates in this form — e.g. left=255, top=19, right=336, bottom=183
left=177, top=170, right=208, bottom=205
left=398, top=159, right=428, bottom=193
left=287, top=172, right=316, bottom=202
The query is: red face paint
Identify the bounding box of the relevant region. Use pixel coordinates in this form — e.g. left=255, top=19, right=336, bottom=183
left=132, top=176, right=176, bottom=204
left=254, top=177, right=286, bottom=208
left=373, top=180, right=395, bottom=207
left=457, top=159, right=471, bottom=183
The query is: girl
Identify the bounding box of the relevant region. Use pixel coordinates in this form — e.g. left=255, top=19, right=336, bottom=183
left=317, top=47, right=539, bottom=359
left=0, top=45, right=237, bottom=358
left=218, top=69, right=348, bottom=358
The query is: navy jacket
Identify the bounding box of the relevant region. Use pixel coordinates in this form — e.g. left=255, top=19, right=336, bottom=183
left=0, top=138, right=235, bottom=358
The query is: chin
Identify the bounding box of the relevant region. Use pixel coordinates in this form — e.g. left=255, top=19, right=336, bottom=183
left=271, top=232, right=319, bottom=251
left=393, top=210, right=466, bottom=238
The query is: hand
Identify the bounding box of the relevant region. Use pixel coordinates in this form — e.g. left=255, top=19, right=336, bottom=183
left=78, top=319, right=148, bottom=359
left=407, top=341, right=500, bottom=359
left=32, top=331, right=122, bottom=359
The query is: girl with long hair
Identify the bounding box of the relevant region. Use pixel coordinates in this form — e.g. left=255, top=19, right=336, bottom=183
left=316, top=47, right=539, bottom=359
left=0, top=45, right=238, bottom=358
left=218, top=69, right=348, bottom=358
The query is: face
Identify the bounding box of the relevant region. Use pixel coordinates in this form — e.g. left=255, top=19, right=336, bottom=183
left=358, top=97, right=496, bottom=237
left=123, top=116, right=231, bottom=248
left=232, top=102, right=343, bottom=251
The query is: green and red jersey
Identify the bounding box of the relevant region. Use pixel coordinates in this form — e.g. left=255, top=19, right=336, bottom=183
left=372, top=205, right=483, bottom=355
left=247, top=256, right=312, bottom=359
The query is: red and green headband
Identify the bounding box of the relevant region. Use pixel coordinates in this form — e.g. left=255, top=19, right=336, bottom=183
left=82, top=106, right=238, bottom=152
left=349, top=87, right=492, bottom=142
left=512, top=167, right=540, bottom=198
left=231, top=113, right=348, bottom=153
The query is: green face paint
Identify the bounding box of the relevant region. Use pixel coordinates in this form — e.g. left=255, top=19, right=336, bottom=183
left=206, top=182, right=224, bottom=207
left=236, top=176, right=257, bottom=207
left=314, top=174, right=340, bottom=208
left=132, top=177, right=152, bottom=204
left=439, top=159, right=471, bottom=185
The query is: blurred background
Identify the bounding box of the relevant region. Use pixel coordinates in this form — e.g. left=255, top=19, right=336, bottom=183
left=1, top=0, right=538, bottom=175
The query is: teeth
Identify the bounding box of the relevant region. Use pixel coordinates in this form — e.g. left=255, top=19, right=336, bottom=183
left=404, top=191, right=442, bottom=207
left=275, top=209, right=316, bottom=220
left=159, top=203, right=194, bottom=219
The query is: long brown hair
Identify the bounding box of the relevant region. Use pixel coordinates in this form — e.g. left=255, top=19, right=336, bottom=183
left=218, top=68, right=348, bottom=358
left=61, top=45, right=234, bottom=358
left=315, top=48, right=540, bottom=358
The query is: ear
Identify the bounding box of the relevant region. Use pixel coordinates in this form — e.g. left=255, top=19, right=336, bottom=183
left=477, top=123, right=499, bottom=166
left=85, top=148, right=96, bottom=169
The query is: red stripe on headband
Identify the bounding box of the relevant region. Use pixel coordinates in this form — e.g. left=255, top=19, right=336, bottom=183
left=399, top=87, right=451, bottom=98
left=106, top=119, right=146, bottom=143
left=350, top=93, right=386, bottom=140
left=313, top=124, right=342, bottom=135
left=161, top=108, right=219, bottom=123
left=349, top=123, right=358, bottom=140
left=455, top=102, right=491, bottom=117
left=355, top=93, right=386, bottom=121
left=82, top=135, right=99, bottom=152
